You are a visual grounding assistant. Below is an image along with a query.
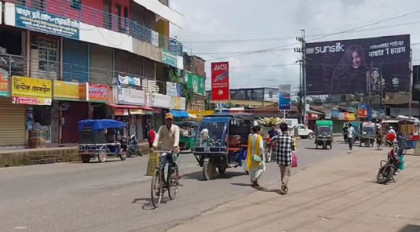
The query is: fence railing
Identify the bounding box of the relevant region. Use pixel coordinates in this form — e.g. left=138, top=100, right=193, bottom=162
left=5, top=0, right=183, bottom=52
left=0, top=53, right=169, bottom=94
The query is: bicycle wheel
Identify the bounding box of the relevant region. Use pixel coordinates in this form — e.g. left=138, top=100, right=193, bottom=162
left=167, top=163, right=178, bottom=200
left=151, top=168, right=163, bottom=208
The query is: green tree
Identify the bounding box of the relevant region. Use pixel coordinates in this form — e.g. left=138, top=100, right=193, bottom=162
left=169, top=69, right=195, bottom=108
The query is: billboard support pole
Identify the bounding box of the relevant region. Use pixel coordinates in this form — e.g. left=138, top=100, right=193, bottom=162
left=302, top=29, right=307, bottom=125
left=409, top=49, right=413, bottom=119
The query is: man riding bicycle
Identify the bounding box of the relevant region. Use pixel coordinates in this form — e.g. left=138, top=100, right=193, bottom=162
left=152, top=113, right=180, bottom=183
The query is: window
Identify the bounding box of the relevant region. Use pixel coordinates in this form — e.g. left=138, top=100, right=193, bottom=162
left=71, top=0, right=82, bottom=10
left=268, top=91, right=273, bottom=98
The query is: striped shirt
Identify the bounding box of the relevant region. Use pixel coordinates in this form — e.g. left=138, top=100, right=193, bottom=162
left=271, top=133, right=294, bottom=166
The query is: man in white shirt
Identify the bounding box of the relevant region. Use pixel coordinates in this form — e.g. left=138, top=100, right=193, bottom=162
left=347, top=124, right=355, bottom=150
left=153, top=113, right=180, bottom=182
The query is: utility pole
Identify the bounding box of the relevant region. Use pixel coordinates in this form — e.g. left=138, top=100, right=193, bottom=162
left=295, top=29, right=306, bottom=124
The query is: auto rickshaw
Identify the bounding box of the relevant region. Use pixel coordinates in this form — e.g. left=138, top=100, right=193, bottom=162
left=360, top=122, right=376, bottom=147
left=193, top=114, right=254, bottom=180
left=174, top=120, right=198, bottom=151
left=315, top=120, right=333, bottom=149
left=78, top=119, right=128, bottom=163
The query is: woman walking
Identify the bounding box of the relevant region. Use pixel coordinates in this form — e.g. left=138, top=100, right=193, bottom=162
left=247, top=126, right=265, bottom=188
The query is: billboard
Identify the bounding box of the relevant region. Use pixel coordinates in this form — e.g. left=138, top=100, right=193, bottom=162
left=305, top=34, right=410, bottom=95
left=211, top=62, right=230, bottom=101
left=278, top=85, right=291, bottom=110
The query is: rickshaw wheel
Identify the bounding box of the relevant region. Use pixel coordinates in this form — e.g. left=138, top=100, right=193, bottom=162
left=218, top=167, right=226, bottom=175
left=98, top=150, right=107, bottom=163
left=203, top=160, right=216, bottom=180
left=81, top=155, right=91, bottom=163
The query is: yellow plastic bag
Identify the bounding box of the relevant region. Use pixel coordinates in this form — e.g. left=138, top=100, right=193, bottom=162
left=146, top=152, right=160, bottom=176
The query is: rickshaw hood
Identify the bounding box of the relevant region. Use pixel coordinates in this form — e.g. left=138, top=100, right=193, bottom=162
left=78, top=119, right=125, bottom=132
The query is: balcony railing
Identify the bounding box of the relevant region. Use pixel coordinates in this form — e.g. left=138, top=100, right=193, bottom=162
left=0, top=53, right=169, bottom=95
left=5, top=0, right=181, bottom=51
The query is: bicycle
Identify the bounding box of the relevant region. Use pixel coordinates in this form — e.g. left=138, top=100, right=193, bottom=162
left=150, top=150, right=179, bottom=208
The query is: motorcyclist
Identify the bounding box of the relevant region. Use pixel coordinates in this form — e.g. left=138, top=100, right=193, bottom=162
left=386, top=126, right=397, bottom=146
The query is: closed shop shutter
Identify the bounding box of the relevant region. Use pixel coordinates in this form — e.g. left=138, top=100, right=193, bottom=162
left=0, top=98, right=26, bottom=147
left=90, top=45, right=113, bottom=85
left=115, top=50, right=130, bottom=75
left=143, top=58, right=154, bottom=79
left=130, top=54, right=143, bottom=76
left=61, top=102, right=89, bottom=143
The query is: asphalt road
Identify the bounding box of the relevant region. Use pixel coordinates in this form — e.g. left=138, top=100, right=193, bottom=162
left=0, top=137, right=366, bottom=232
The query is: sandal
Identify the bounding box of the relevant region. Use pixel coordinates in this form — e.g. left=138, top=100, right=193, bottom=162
left=281, top=185, right=288, bottom=194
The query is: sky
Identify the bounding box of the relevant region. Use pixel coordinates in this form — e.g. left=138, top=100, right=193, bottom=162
left=170, top=0, right=420, bottom=93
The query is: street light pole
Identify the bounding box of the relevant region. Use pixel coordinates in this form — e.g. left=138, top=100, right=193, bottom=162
left=295, top=29, right=306, bottom=125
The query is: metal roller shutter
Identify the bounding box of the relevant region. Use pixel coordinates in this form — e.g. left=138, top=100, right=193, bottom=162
left=0, top=98, right=26, bottom=147
left=130, top=54, right=143, bottom=77
left=115, top=50, right=130, bottom=75
left=143, top=58, right=154, bottom=79
left=61, top=102, right=89, bottom=143
left=90, top=45, right=113, bottom=85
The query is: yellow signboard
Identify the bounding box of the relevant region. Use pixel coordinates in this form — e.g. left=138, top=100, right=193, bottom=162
left=11, top=76, right=52, bottom=105
left=348, top=113, right=356, bottom=121
left=54, top=80, right=80, bottom=100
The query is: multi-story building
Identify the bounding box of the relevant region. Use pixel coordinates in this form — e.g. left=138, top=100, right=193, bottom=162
left=183, top=53, right=206, bottom=111
left=0, top=0, right=185, bottom=148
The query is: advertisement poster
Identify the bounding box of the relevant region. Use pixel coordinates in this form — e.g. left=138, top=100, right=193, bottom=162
left=211, top=62, right=230, bottom=101
left=162, top=51, right=177, bottom=67
left=0, top=74, right=8, bottom=97
left=187, top=73, right=205, bottom=95
left=11, top=76, right=52, bottom=105
left=53, top=80, right=79, bottom=101
left=305, top=34, right=410, bottom=95
left=114, top=86, right=145, bottom=106
left=88, top=84, right=108, bottom=103
left=358, top=103, right=368, bottom=118
left=278, top=84, right=291, bottom=110
left=166, top=81, right=181, bottom=97
left=15, top=5, right=80, bottom=40
left=152, top=93, right=171, bottom=109
left=171, top=96, right=186, bottom=110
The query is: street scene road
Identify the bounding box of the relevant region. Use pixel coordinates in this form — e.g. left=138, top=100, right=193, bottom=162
left=0, top=139, right=353, bottom=232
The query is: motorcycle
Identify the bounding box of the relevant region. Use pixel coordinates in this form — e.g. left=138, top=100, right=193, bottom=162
left=376, top=147, right=401, bottom=184
left=127, top=135, right=142, bottom=157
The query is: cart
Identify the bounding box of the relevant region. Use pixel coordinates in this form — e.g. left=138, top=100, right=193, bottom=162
left=78, top=119, right=128, bottom=163
left=360, top=122, right=376, bottom=147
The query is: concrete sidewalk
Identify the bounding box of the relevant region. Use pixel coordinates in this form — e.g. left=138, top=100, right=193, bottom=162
left=169, top=149, right=420, bottom=232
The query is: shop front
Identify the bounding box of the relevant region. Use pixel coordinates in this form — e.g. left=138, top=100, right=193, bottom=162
left=0, top=97, right=26, bottom=148
left=83, top=83, right=110, bottom=119
left=53, top=80, right=89, bottom=144
left=11, top=76, right=52, bottom=148
left=112, top=84, right=147, bottom=139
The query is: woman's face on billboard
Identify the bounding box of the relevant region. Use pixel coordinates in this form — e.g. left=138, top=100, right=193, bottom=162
left=352, top=50, right=362, bottom=69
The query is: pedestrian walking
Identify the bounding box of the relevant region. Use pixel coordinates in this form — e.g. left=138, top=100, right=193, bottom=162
left=271, top=123, right=295, bottom=195
left=147, top=127, right=156, bottom=149
left=347, top=124, right=355, bottom=150
left=246, top=126, right=265, bottom=188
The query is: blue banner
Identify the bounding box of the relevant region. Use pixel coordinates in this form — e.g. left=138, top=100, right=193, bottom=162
left=332, top=109, right=340, bottom=118
left=278, top=85, right=291, bottom=110
left=15, top=5, right=80, bottom=40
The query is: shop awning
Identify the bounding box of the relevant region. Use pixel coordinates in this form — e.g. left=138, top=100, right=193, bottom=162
left=107, top=103, right=142, bottom=109
left=188, top=113, right=198, bottom=119
left=170, top=110, right=189, bottom=118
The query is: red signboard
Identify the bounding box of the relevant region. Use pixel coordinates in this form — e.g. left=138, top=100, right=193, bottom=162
left=358, top=109, right=367, bottom=118
left=89, top=84, right=108, bottom=103
left=211, top=62, right=230, bottom=101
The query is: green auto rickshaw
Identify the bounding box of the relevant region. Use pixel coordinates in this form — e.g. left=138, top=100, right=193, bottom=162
left=315, top=120, right=333, bottom=149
